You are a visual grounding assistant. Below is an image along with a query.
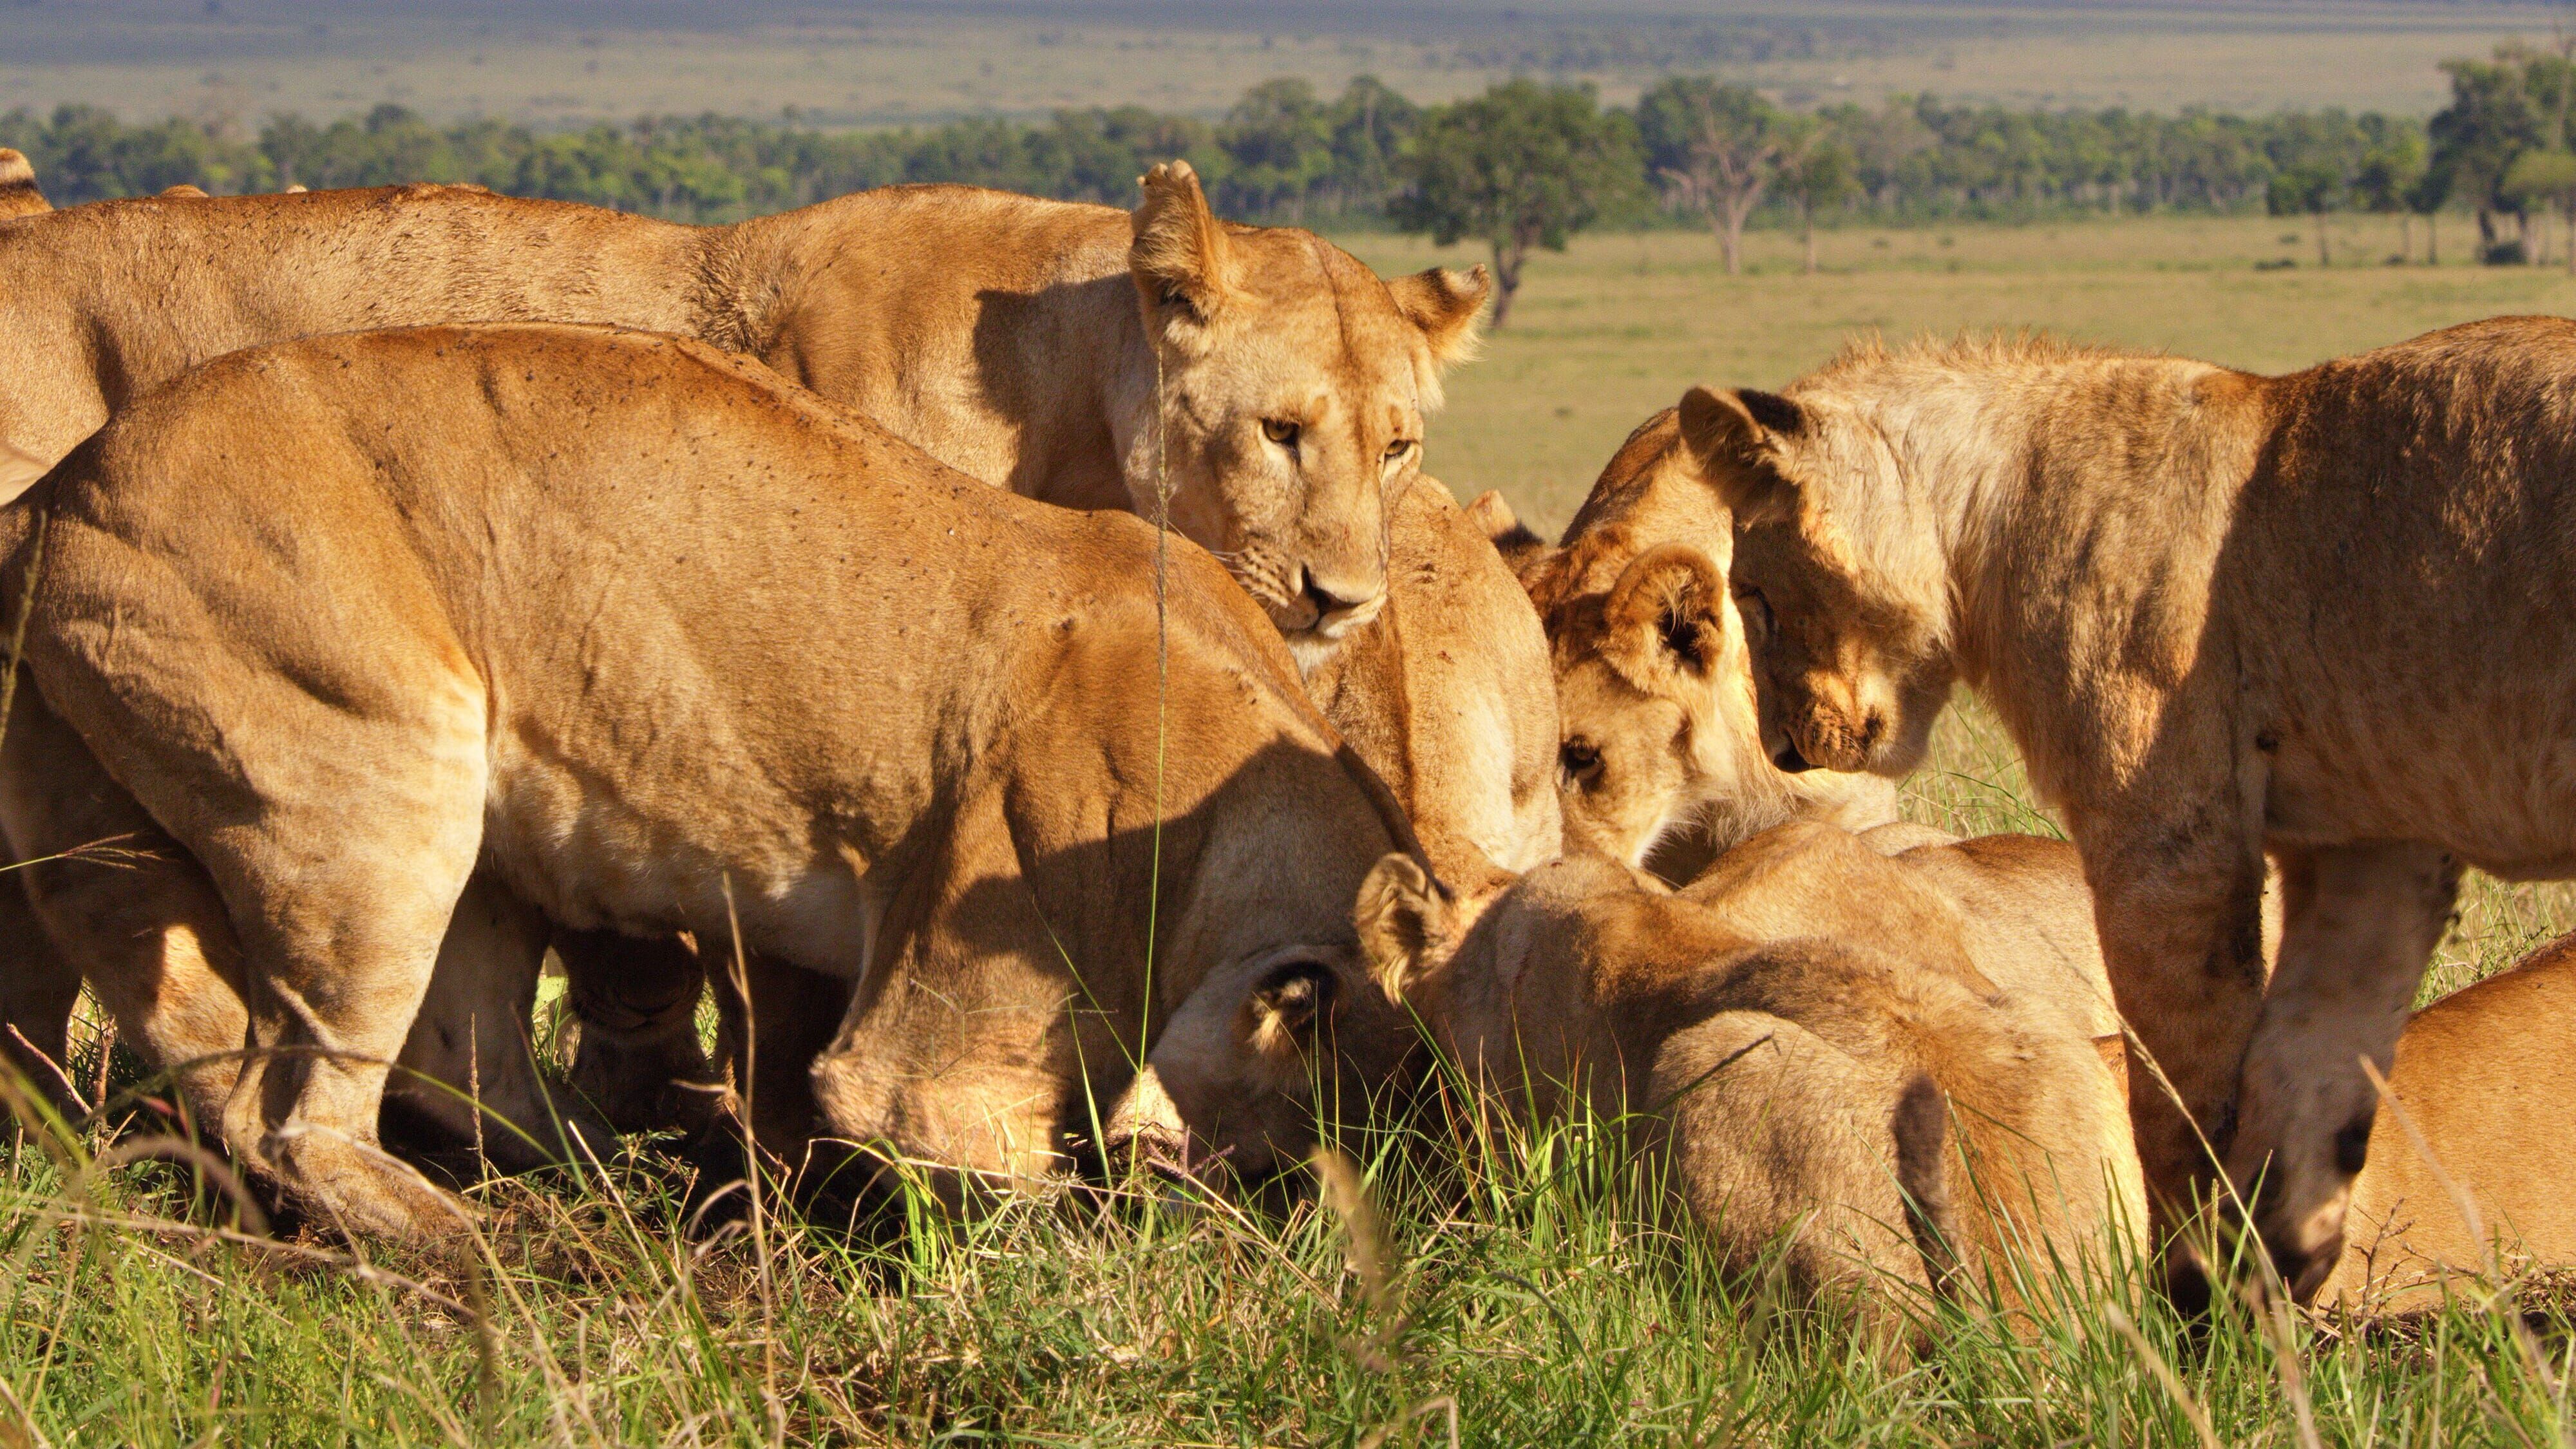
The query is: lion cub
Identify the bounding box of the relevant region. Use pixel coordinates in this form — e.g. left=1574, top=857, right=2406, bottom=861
left=2316, top=931, right=2576, bottom=1312
left=1468, top=408, right=1893, bottom=871
left=1129, top=823, right=2144, bottom=1338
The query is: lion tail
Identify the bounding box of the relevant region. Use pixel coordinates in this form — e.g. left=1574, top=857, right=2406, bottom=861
left=1892, top=1072, right=1962, bottom=1298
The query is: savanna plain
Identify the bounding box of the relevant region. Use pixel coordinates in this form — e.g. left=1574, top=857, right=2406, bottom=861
left=6, top=214, right=2576, bottom=1446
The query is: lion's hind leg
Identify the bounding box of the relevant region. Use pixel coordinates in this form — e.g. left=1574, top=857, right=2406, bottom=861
left=0, top=689, right=250, bottom=1133
left=2231, top=841, right=2459, bottom=1302
left=388, top=873, right=619, bottom=1175
left=35, top=630, right=498, bottom=1242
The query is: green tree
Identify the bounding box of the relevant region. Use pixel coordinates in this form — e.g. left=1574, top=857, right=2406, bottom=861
left=2353, top=129, right=2429, bottom=260
left=1391, top=80, right=1638, bottom=328
left=1323, top=76, right=1417, bottom=218
left=2429, top=55, right=2544, bottom=261
left=2504, top=146, right=2576, bottom=270
left=1779, top=125, right=1858, bottom=273
left=1217, top=79, right=1332, bottom=222
left=2267, top=159, right=2346, bottom=265
left=1636, top=77, right=1787, bottom=275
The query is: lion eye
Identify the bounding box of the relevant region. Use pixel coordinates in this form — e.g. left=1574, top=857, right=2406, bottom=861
left=1559, top=739, right=1602, bottom=786
left=1383, top=439, right=1417, bottom=464
left=1733, top=585, right=1774, bottom=635
left=1262, top=419, right=1301, bottom=450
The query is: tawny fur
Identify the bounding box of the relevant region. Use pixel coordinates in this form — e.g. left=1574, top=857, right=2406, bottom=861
left=1474, top=408, right=1895, bottom=876
left=0, top=324, right=1409, bottom=1241
left=0, top=169, right=1484, bottom=1141
left=1681, top=317, right=2576, bottom=1296
left=1126, top=823, right=2144, bottom=1344
left=2316, top=933, right=2576, bottom=1312
left=1303, top=475, right=1562, bottom=881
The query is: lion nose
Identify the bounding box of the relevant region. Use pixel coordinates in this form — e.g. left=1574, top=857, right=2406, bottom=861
left=1301, top=573, right=1377, bottom=630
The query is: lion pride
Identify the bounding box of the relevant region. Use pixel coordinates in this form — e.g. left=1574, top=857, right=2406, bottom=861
left=0, top=165, right=1482, bottom=1141
left=1681, top=317, right=2576, bottom=1300
left=0, top=324, right=1410, bottom=1239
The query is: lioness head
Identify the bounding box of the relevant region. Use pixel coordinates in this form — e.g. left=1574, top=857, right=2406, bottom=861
left=1532, top=533, right=1895, bottom=866
left=1110, top=938, right=1414, bottom=1191
left=1112, top=854, right=1526, bottom=1186
left=1128, top=162, right=1490, bottom=658
left=1675, top=385, right=1956, bottom=777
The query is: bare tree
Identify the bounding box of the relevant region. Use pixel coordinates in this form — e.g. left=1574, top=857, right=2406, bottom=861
left=1638, top=78, right=1790, bottom=276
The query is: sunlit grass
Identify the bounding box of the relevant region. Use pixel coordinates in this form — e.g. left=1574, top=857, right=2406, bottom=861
left=7, top=985, right=2575, bottom=1444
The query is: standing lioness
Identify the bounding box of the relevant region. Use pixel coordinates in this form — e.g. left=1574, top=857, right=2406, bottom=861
left=1, top=324, right=1408, bottom=1239
left=1682, top=318, right=2576, bottom=1298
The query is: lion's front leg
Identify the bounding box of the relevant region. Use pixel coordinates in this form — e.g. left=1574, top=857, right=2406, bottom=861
left=2076, top=798, right=2268, bottom=1289
left=2230, top=840, right=2458, bottom=1302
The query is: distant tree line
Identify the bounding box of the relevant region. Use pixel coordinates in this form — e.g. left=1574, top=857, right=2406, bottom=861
left=0, top=82, right=2447, bottom=229
left=4, top=53, right=2566, bottom=313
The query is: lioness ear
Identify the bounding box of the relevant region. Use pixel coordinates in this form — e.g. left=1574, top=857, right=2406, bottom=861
left=1678, top=386, right=1804, bottom=527
left=1130, top=160, right=1235, bottom=323
left=1354, top=853, right=1453, bottom=999
left=1387, top=265, right=1490, bottom=370
left=0, top=149, right=50, bottom=216
left=0, top=437, right=51, bottom=507
left=1244, top=958, right=1337, bottom=1060
left=1465, top=489, right=1548, bottom=574
left=1603, top=543, right=1728, bottom=688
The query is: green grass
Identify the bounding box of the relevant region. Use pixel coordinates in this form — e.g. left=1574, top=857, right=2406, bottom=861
left=9, top=209, right=2576, bottom=1443
left=8, top=1011, right=2576, bottom=1445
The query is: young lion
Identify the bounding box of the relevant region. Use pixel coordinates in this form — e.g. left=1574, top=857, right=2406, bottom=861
left=1124, top=829, right=2141, bottom=1339
left=0, top=323, right=1408, bottom=1240
left=1470, top=408, right=1894, bottom=871
left=1679, top=319, right=2576, bottom=1298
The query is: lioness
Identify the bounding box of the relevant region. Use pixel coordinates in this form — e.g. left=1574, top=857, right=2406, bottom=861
left=2316, top=932, right=2576, bottom=1312
left=0, top=151, right=46, bottom=220
left=1472, top=410, right=1894, bottom=870
left=0, top=323, right=1408, bottom=1240
left=1127, top=820, right=2128, bottom=1181
left=0, top=165, right=1483, bottom=630
left=0, top=165, right=1482, bottom=1135
left=1306, top=477, right=1561, bottom=880
left=1680, top=319, right=2576, bottom=1296
left=711, top=469, right=1560, bottom=1172
left=1128, top=829, right=2141, bottom=1339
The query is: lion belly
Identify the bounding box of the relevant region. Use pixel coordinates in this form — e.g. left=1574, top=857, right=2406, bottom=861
left=478, top=739, right=882, bottom=981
